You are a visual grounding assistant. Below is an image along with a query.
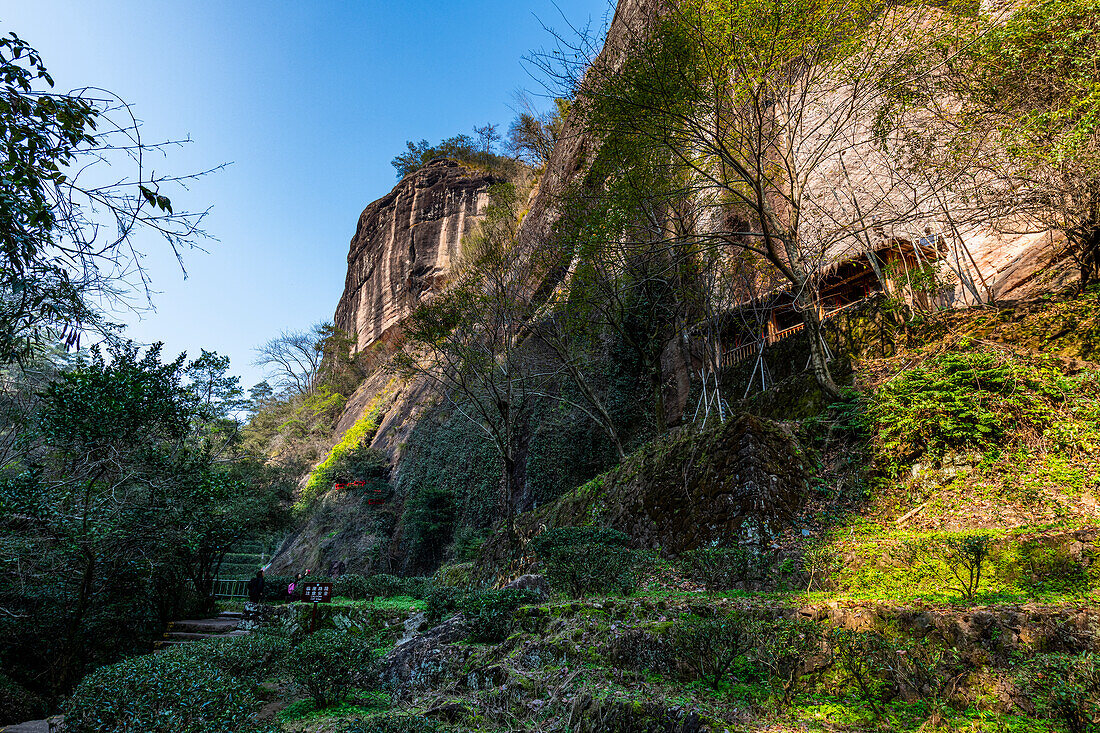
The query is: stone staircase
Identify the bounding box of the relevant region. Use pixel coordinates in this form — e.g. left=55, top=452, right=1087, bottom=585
left=155, top=610, right=248, bottom=649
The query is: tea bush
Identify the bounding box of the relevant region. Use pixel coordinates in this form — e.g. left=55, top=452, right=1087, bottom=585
left=262, top=574, right=295, bottom=602
left=63, top=650, right=271, bottom=733
left=678, top=547, right=757, bottom=590
left=529, top=527, right=637, bottom=596
left=333, top=574, right=432, bottom=600
left=288, top=630, right=378, bottom=708
left=425, top=584, right=466, bottom=626
left=669, top=613, right=755, bottom=687
left=748, top=619, right=822, bottom=706
left=203, top=631, right=292, bottom=681
left=334, top=574, right=373, bottom=599
left=460, top=589, right=542, bottom=642
left=1019, top=653, right=1100, bottom=733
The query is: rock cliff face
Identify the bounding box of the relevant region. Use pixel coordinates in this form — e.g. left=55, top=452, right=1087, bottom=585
left=334, top=159, right=496, bottom=352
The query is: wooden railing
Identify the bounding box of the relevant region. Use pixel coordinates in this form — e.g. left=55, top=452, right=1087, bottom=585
left=722, top=298, right=863, bottom=367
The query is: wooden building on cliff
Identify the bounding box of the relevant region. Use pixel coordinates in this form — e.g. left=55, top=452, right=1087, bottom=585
left=720, top=230, right=947, bottom=366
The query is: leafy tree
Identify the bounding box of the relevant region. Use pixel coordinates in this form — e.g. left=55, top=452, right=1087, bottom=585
left=0, top=342, right=289, bottom=701
left=898, top=0, right=1100, bottom=287
left=941, top=532, right=993, bottom=602
left=0, top=30, right=214, bottom=365
left=555, top=0, right=973, bottom=398
left=505, top=94, right=569, bottom=167
left=390, top=127, right=524, bottom=178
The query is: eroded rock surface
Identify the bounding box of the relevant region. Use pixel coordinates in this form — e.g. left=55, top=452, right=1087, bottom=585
left=335, top=159, right=496, bottom=352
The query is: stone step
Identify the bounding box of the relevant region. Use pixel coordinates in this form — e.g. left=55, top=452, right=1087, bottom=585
left=218, top=611, right=244, bottom=619
left=160, top=629, right=251, bottom=638
left=1, top=720, right=51, bottom=733
left=168, top=617, right=240, bottom=634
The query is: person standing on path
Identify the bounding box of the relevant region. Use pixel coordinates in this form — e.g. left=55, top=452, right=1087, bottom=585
left=247, top=569, right=265, bottom=602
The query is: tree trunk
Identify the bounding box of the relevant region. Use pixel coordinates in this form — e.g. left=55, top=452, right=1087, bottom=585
left=1074, top=226, right=1100, bottom=289
left=501, top=455, right=518, bottom=561
left=800, top=300, right=843, bottom=400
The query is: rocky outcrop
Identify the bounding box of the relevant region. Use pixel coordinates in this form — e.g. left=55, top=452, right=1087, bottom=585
left=335, top=159, right=496, bottom=352
left=493, top=414, right=809, bottom=562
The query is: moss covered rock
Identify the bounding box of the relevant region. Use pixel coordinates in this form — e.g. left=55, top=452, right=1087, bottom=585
left=500, top=414, right=809, bottom=559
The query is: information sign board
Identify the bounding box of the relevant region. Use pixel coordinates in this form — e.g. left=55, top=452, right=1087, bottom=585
left=301, top=582, right=332, bottom=604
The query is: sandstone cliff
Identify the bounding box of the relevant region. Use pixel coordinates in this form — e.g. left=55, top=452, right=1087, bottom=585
left=334, top=159, right=497, bottom=353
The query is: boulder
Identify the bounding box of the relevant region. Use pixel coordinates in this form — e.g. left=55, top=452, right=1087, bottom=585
left=502, top=574, right=550, bottom=599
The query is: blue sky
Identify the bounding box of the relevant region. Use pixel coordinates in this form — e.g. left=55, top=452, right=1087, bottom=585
left=5, top=0, right=611, bottom=389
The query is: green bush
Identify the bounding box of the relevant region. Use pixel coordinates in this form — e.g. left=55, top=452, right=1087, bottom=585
left=425, top=584, right=465, bottom=626
left=334, top=574, right=373, bottom=599
left=63, top=650, right=271, bottom=733
left=460, top=589, right=542, bottom=643
left=529, top=527, right=638, bottom=597
left=828, top=628, right=957, bottom=707
left=1019, top=653, right=1100, bottom=733
left=288, top=631, right=378, bottom=709
left=828, top=629, right=896, bottom=713
left=747, top=619, right=821, bottom=706
left=669, top=613, right=755, bottom=688
left=333, top=574, right=432, bottom=600
left=678, top=547, right=757, bottom=590
left=204, top=631, right=292, bottom=681
left=0, top=672, right=46, bottom=725
left=262, top=574, right=294, bottom=602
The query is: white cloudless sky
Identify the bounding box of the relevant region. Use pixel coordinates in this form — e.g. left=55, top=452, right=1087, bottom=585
left=4, top=0, right=612, bottom=388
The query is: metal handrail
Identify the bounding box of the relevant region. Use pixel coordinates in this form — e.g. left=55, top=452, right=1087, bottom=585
left=213, top=578, right=249, bottom=599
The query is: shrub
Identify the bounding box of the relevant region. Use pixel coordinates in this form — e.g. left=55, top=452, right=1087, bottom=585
left=334, top=574, right=432, bottom=600
left=204, top=631, right=292, bottom=681
left=262, top=574, right=294, bottom=602
left=63, top=650, right=271, bottom=733
left=0, top=673, right=46, bottom=725
left=1019, top=653, right=1100, bottom=733
left=747, top=619, right=821, bottom=706
left=669, top=613, right=755, bottom=688
left=940, top=532, right=993, bottom=601
left=425, top=585, right=465, bottom=626
left=460, top=589, right=542, bottom=643
left=678, top=547, right=756, bottom=590
left=829, top=629, right=896, bottom=714
left=335, top=574, right=373, bottom=600
left=529, top=527, right=638, bottom=597
left=801, top=542, right=843, bottom=591
left=288, top=631, right=377, bottom=709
